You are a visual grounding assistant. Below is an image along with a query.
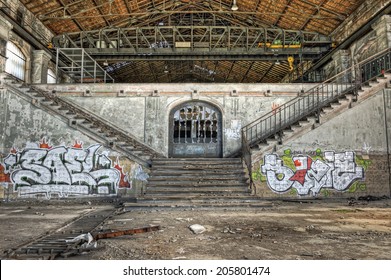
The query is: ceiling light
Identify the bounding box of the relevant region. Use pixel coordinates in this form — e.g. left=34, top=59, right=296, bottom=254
left=231, top=0, right=238, bottom=11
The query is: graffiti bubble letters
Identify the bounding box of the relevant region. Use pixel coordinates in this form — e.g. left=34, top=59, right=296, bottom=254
left=2, top=143, right=121, bottom=198
left=261, top=151, right=364, bottom=196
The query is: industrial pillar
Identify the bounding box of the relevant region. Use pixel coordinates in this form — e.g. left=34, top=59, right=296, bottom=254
left=31, top=50, right=51, bottom=84
left=0, top=15, right=13, bottom=73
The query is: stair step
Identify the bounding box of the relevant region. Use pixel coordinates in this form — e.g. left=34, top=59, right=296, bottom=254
left=145, top=188, right=249, bottom=194
left=150, top=170, right=246, bottom=176
left=148, top=180, right=248, bottom=187
left=151, top=164, right=243, bottom=170
left=124, top=201, right=270, bottom=208
left=137, top=195, right=257, bottom=202
left=149, top=175, right=246, bottom=181
left=152, top=159, right=241, bottom=165
left=146, top=156, right=250, bottom=201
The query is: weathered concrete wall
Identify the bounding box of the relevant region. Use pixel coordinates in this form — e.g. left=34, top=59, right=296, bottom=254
left=36, top=83, right=316, bottom=157
left=331, top=0, right=391, bottom=44
left=0, top=89, right=149, bottom=200
left=323, top=14, right=391, bottom=79
left=252, top=89, right=391, bottom=199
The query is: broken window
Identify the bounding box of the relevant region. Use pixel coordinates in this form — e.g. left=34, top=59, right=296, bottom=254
left=172, top=105, right=218, bottom=144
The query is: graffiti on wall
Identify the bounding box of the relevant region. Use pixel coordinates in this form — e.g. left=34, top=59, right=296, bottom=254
left=0, top=139, right=133, bottom=199
left=225, top=120, right=241, bottom=140
left=258, top=149, right=371, bottom=196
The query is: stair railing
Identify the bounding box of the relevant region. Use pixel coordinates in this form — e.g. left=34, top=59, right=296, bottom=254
left=240, top=47, right=391, bottom=180
left=241, top=130, right=255, bottom=194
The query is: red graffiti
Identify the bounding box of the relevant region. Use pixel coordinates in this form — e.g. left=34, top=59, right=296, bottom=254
left=290, top=157, right=313, bottom=186
left=72, top=140, right=83, bottom=149
left=114, top=158, right=131, bottom=188
left=0, top=164, right=11, bottom=183
left=294, top=159, right=302, bottom=167
left=39, top=138, right=52, bottom=149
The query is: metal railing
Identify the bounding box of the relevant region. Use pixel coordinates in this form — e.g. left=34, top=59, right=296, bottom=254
left=240, top=47, right=391, bottom=179
left=241, top=131, right=255, bottom=193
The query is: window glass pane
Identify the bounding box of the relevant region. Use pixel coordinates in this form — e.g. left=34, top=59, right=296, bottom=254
left=5, top=42, right=26, bottom=81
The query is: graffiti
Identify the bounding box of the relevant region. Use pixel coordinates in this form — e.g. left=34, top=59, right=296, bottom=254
left=0, top=164, right=11, bottom=183
left=362, top=142, right=372, bottom=154
left=114, top=158, right=131, bottom=189
left=1, top=139, right=124, bottom=199
left=133, top=166, right=149, bottom=182
left=260, top=150, right=366, bottom=196
left=225, top=120, right=241, bottom=140
left=272, top=103, right=281, bottom=115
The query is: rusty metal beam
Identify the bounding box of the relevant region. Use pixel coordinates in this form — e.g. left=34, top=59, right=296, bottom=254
left=92, top=0, right=110, bottom=26
left=240, top=61, right=255, bottom=83
left=56, top=0, right=84, bottom=31
left=93, top=225, right=161, bottom=240
left=257, top=63, right=274, bottom=82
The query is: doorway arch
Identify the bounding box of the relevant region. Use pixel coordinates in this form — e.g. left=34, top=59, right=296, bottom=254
left=169, top=101, right=222, bottom=158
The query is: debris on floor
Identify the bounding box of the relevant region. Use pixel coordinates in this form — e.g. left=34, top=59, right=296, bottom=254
left=189, top=224, right=206, bottom=234
left=93, top=225, right=161, bottom=240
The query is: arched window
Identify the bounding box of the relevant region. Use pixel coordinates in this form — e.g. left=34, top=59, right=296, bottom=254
left=5, top=41, right=26, bottom=81
left=47, top=68, right=56, bottom=84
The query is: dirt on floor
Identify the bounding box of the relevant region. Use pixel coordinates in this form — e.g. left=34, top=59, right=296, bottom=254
left=0, top=197, right=391, bottom=260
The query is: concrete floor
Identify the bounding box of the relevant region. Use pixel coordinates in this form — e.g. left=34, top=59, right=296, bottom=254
left=1, top=197, right=391, bottom=260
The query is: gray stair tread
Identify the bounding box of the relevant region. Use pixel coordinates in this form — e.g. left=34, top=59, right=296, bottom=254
left=149, top=175, right=246, bottom=181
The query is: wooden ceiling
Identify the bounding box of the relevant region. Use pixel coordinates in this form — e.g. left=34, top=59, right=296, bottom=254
left=20, top=0, right=367, bottom=83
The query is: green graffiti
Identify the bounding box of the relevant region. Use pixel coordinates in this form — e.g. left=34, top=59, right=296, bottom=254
left=289, top=188, right=297, bottom=195
left=282, top=150, right=296, bottom=171
left=348, top=181, right=367, bottom=193
left=355, top=155, right=372, bottom=171
left=321, top=189, right=331, bottom=197
left=252, top=168, right=267, bottom=182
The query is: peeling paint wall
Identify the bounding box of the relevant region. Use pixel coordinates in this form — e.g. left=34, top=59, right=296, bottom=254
left=35, top=83, right=312, bottom=157
left=0, top=91, right=149, bottom=200
left=323, top=14, right=391, bottom=79
left=252, top=89, right=391, bottom=199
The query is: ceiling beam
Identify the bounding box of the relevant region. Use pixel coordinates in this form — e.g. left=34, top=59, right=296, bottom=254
left=257, top=63, right=274, bottom=82
left=91, top=0, right=111, bottom=26
left=240, top=61, right=255, bottom=83
left=56, top=0, right=84, bottom=31
left=299, top=0, right=328, bottom=30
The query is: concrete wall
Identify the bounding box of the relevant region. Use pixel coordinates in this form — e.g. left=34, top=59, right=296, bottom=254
left=35, top=83, right=317, bottom=157
left=0, top=88, right=149, bottom=200
left=252, top=89, right=391, bottom=199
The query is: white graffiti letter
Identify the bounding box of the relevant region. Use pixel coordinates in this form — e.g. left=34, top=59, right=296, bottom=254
left=12, top=149, right=51, bottom=186
left=261, top=154, right=294, bottom=192
left=331, top=152, right=364, bottom=191
left=43, top=147, right=71, bottom=185
left=64, top=148, right=96, bottom=186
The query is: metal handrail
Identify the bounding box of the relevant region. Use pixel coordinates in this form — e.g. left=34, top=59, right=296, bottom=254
left=241, top=131, right=255, bottom=194
left=240, top=47, right=391, bottom=185
left=243, top=47, right=391, bottom=147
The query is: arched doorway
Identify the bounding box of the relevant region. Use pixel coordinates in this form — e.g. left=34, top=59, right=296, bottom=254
left=169, top=101, right=222, bottom=158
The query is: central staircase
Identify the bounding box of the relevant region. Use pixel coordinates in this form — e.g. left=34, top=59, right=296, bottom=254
left=126, top=158, right=263, bottom=208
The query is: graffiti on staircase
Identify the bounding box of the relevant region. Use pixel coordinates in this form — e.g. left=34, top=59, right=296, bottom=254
left=258, top=149, right=371, bottom=196
left=0, top=138, right=134, bottom=199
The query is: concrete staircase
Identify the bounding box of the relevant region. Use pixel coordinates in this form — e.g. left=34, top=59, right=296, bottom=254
left=1, top=75, right=163, bottom=167
left=250, top=74, right=391, bottom=163
left=124, top=158, right=263, bottom=208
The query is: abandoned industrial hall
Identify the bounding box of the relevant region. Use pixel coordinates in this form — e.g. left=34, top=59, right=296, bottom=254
left=0, top=0, right=391, bottom=260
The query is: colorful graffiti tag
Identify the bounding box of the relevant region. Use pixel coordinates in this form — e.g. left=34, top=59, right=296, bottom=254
left=259, top=149, right=368, bottom=196
left=1, top=139, right=132, bottom=199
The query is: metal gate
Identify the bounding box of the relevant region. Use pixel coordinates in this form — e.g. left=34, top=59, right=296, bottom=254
left=169, top=102, right=222, bottom=158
